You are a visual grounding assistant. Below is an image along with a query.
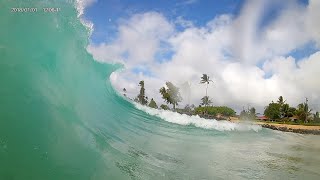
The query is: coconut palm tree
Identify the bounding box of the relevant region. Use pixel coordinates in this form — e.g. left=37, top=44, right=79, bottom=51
left=123, top=88, right=127, bottom=97
left=277, top=96, right=286, bottom=105
left=159, top=82, right=182, bottom=110
left=136, top=80, right=147, bottom=105
left=297, top=98, right=312, bottom=123
left=200, top=74, right=213, bottom=97
left=201, top=96, right=212, bottom=107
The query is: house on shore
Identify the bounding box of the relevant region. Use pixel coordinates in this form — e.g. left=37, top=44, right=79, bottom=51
left=256, top=115, right=269, bottom=121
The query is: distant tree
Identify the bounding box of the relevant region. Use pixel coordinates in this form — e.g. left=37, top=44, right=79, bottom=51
left=239, top=107, right=255, bottom=120
left=160, top=104, right=170, bottom=110
left=296, top=98, right=312, bottom=123
left=123, top=88, right=127, bottom=97
left=264, top=102, right=281, bottom=120
left=287, top=107, right=297, bottom=117
left=277, top=96, right=286, bottom=105
left=159, top=82, right=182, bottom=110
left=314, top=112, right=320, bottom=122
left=136, top=81, right=148, bottom=105
left=240, top=110, right=248, bottom=120
left=195, top=106, right=236, bottom=117
left=200, top=74, right=213, bottom=98
left=184, top=104, right=195, bottom=111
left=249, top=107, right=256, bottom=118
left=276, top=96, right=288, bottom=118
left=201, top=96, right=212, bottom=107
left=281, top=103, right=290, bottom=118
left=148, top=98, right=158, bottom=109
left=184, top=104, right=192, bottom=112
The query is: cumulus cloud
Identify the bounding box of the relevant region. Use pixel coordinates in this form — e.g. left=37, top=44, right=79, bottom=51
left=88, top=12, right=174, bottom=68
left=88, top=0, right=320, bottom=113
left=306, top=0, right=320, bottom=47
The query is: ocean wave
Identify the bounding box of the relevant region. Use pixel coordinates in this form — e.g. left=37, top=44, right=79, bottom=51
left=134, top=103, right=262, bottom=132
left=75, top=0, right=95, bottom=35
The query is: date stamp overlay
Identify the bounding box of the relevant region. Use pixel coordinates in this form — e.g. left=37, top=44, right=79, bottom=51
left=11, top=7, right=61, bottom=13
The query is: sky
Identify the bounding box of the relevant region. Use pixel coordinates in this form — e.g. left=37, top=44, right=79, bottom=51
left=79, top=0, right=320, bottom=113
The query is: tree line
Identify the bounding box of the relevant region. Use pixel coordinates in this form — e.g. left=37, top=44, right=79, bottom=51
left=124, top=74, right=236, bottom=117
left=263, top=96, right=320, bottom=123
left=123, top=76, right=320, bottom=123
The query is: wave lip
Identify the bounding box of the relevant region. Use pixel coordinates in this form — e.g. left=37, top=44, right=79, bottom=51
left=134, top=103, right=262, bottom=132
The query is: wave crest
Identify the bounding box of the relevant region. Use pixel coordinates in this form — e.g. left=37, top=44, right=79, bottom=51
left=134, top=103, right=262, bottom=132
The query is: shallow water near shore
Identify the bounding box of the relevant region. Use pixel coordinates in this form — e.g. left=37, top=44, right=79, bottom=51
left=1, top=0, right=320, bottom=179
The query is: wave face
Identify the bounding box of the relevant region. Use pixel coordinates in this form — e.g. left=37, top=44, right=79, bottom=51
left=1, top=1, right=320, bottom=179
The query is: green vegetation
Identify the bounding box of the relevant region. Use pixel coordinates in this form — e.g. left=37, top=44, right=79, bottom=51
left=200, top=74, right=214, bottom=114
left=131, top=78, right=319, bottom=125
left=148, top=98, right=158, bottom=109
left=159, top=82, right=182, bottom=110
left=296, top=99, right=312, bottom=123
left=200, top=74, right=213, bottom=98
left=201, top=96, right=212, bottom=107
left=135, top=81, right=148, bottom=105
left=160, top=104, right=170, bottom=110
left=195, top=106, right=236, bottom=116
left=263, top=96, right=318, bottom=125
left=264, top=102, right=281, bottom=120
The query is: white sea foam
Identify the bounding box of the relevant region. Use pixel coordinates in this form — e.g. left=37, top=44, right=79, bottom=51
left=75, top=0, right=95, bottom=35
left=75, top=0, right=96, bottom=17
left=134, top=103, right=262, bottom=132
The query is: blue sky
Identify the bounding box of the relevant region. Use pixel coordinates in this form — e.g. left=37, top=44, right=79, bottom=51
left=85, top=0, right=244, bottom=44
left=85, top=0, right=313, bottom=60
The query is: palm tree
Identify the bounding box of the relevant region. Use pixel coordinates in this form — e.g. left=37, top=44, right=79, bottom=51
left=282, top=103, right=290, bottom=118
left=277, top=96, right=286, bottom=105
left=159, top=82, right=182, bottom=110
left=297, top=98, right=312, bottom=123
left=137, top=80, right=147, bottom=105
left=200, top=74, right=213, bottom=97
left=123, top=88, right=127, bottom=97
left=314, top=112, right=320, bottom=122
left=201, top=96, right=212, bottom=107
left=277, top=96, right=287, bottom=118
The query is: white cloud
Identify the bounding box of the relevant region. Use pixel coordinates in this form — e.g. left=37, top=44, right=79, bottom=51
left=181, top=0, right=198, bottom=5
left=175, top=16, right=194, bottom=28
left=306, top=0, right=320, bottom=47
left=88, top=0, right=320, bottom=113
left=88, top=12, right=174, bottom=69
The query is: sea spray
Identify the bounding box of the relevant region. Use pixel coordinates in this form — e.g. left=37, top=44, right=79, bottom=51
left=134, top=103, right=262, bottom=132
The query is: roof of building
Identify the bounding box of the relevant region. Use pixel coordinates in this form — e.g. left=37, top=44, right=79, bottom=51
left=257, top=115, right=269, bottom=120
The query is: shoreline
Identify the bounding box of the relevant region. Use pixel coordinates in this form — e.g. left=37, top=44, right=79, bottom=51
left=180, top=113, right=320, bottom=135
left=256, top=122, right=320, bottom=135
left=228, top=119, right=320, bottom=135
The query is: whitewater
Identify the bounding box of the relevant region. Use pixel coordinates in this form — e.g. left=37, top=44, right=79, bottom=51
left=0, top=0, right=320, bottom=179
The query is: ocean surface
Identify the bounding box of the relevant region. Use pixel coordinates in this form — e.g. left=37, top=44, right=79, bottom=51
left=1, top=0, right=320, bottom=179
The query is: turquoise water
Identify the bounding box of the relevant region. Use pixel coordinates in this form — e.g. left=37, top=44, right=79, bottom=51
left=1, top=0, right=320, bottom=179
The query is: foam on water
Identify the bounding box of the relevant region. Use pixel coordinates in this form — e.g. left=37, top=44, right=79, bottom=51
left=134, top=103, right=262, bottom=132
left=75, top=0, right=95, bottom=36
